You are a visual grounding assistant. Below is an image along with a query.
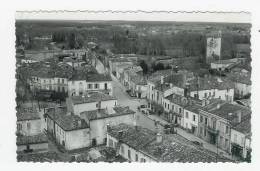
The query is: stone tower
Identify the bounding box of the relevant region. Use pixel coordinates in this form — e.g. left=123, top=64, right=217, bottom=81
left=206, top=31, right=222, bottom=63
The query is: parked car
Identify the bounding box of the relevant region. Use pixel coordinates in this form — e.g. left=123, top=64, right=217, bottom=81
left=191, top=141, right=203, bottom=147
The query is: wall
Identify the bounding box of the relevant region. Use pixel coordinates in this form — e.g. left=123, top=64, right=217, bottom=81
left=89, top=114, right=135, bottom=145
left=190, top=88, right=234, bottom=102
left=17, top=142, right=48, bottom=152
left=68, top=80, right=113, bottom=96
left=234, top=82, right=251, bottom=97
left=72, top=99, right=117, bottom=116
left=65, top=128, right=91, bottom=150
left=183, top=109, right=199, bottom=131
left=106, top=134, right=155, bottom=162
left=17, top=119, right=42, bottom=136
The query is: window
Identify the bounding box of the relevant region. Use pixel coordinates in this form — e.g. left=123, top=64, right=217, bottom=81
left=168, top=104, right=169, bottom=110
left=234, top=134, right=237, bottom=143
left=193, top=115, right=196, bottom=122
left=58, top=79, right=60, bottom=83
left=135, top=154, right=139, bottom=162
left=204, top=128, right=207, bottom=137
left=95, top=83, right=99, bottom=89
left=220, top=136, right=223, bottom=146
left=225, top=139, right=228, bottom=148
left=200, top=127, right=203, bottom=135
left=152, top=86, right=154, bottom=90
left=121, top=145, right=125, bottom=155
left=152, top=94, right=154, bottom=100
left=62, top=87, right=65, bottom=92
left=200, top=116, right=203, bottom=123
left=128, top=150, right=131, bottom=160
left=209, top=92, right=211, bottom=97
left=141, top=158, right=146, bottom=163
left=185, top=112, right=189, bottom=119
left=164, top=103, right=166, bottom=108
left=213, top=91, right=215, bottom=97
left=179, top=108, right=182, bottom=114
left=205, top=118, right=208, bottom=125
left=88, top=84, right=93, bottom=89
left=27, top=122, right=31, bottom=129
left=109, top=139, right=113, bottom=147
left=172, top=105, right=174, bottom=111
left=204, top=92, right=207, bottom=98
left=225, top=126, right=229, bottom=134
left=62, top=79, right=64, bottom=84
left=17, top=123, right=22, bottom=131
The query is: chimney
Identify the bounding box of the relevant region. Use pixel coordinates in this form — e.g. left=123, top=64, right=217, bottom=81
left=78, top=120, right=82, bottom=127
left=237, top=110, right=242, bottom=123
left=202, top=99, right=206, bottom=107
left=118, top=130, right=123, bottom=140
left=160, top=76, right=164, bottom=85
left=106, top=124, right=110, bottom=132
left=156, top=133, right=163, bottom=143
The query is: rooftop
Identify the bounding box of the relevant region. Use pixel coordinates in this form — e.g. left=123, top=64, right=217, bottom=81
left=232, top=116, right=251, bottom=135
left=80, top=106, right=135, bottom=121
left=108, top=124, right=230, bottom=162
left=16, top=133, right=48, bottom=145
left=202, top=101, right=251, bottom=122
left=188, top=76, right=234, bottom=91
left=46, top=107, right=89, bottom=131
left=70, top=68, right=112, bottom=82
left=165, top=94, right=189, bottom=107
left=70, top=92, right=117, bottom=105
left=17, top=110, right=41, bottom=121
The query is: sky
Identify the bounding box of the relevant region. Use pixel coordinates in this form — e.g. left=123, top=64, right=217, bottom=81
left=15, top=11, right=251, bottom=23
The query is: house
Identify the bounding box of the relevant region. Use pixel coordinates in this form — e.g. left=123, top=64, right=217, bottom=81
left=68, top=69, right=113, bottom=96
left=26, top=62, right=73, bottom=93
left=230, top=116, right=251, bottom=160
left=183, top=104, right=203, bottom=136
left=188, top=76, right=235, bottom=102
left=45, top=107, right=91, bottom=150
left=16, top=109, right=48, bottom=153
left=80, top=106, right=135, bottom=146
left=66, top=92, right=118, bottom=116
left=17, top=109, right=42, bottom=136
left=226, top=70, right=251, bottom=99
left=198, top=101, right=251, bottom=153
left=106, top=123, right=230, bottom=162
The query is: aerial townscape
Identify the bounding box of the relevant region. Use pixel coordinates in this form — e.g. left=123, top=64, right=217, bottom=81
left=15, top=20, right=251, bottom=163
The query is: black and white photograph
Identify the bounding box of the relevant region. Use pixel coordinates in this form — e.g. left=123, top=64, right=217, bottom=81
left=14, top=10, right=253, bottom=163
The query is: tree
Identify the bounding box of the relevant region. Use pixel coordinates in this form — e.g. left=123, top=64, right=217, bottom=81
left=139, top=60, right=148, bottom=74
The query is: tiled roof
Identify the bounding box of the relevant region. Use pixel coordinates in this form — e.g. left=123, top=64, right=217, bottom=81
left=17, top=110, right=41, bottom=121
left=70, top=69, right=112, bottom=82
left=185, top=104, right=203, bottom=114
left=70, top=92, right=116, bottom=105
left=23, top=62, right=74, bottom=79
left=165, top=94, right=189, bottom=107
left=232, top=116, right=251, bottom=135
left=108, top=124, right=230, bottom=162
left=80, top=106, right=135, bottom=121
left=203, top=101, right=251, bottom=121
left=226, top=72, right=251, bottom=85
left=16, top=133, right=48, bottom=145
left=188, top=76, right=234, bottom=91
left=46, top=107, right=89, bottom=131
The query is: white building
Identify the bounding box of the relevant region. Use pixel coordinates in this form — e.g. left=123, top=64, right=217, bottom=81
left=66, top=92, right=117, bottom=116
left=45, top=107, right=91, bottom=150
left=230, top=116, right=251, bottom=160
left=188, top=76, right=234, bottom=102
left=68, top=73, right=113, bottom=96
left=183, top=105, right=202, bottom=135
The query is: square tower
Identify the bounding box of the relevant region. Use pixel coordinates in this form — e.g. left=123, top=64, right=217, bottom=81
left=206, top=31, right=222, bottom=63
